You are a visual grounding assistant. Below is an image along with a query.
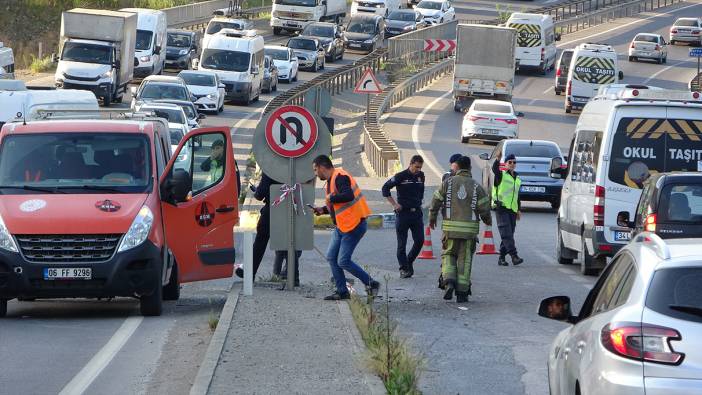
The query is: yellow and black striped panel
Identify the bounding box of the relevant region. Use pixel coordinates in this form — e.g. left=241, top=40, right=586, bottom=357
left=508, top=23, right=541, bottom=47
left=572, top=56, right=616, bottom=84
left=623, top=118, right=702, bottom=141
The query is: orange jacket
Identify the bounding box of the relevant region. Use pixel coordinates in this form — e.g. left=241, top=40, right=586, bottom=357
left=326, top=168, right=371, bottom=232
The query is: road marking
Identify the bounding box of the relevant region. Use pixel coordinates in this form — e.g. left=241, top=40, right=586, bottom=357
left=542, top=85, right=556, bottom=95
left=557, top=1, right=702, bottom=48
left=411, top=90, right=454, bottom=179
left=643, top=59, right=688, bottom=83
left=59, top=316, right=143, bottom=395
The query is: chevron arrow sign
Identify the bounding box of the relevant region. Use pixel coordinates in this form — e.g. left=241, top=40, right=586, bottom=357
left=423, top=39, right=456, bottom=52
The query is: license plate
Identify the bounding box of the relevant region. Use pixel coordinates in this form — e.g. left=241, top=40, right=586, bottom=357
left=481, top=129, right=500, bottom=135
left=350, top=43, right=361, bottom=48
left=614, top=231, right=631, bottom=242
left=521, top=186, right=545, bottom=193
left=43, top=267, right=92, bottom=280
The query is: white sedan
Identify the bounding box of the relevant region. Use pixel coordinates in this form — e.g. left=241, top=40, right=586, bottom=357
left=178, top=70, right=225, bottom=114
left=461, top=100, right=522, bottom=143
left=628, top=33, right=668, bottom=64
left=414, top=0, right=455, bottom=25
left=264, top=45, right=299, bottom=83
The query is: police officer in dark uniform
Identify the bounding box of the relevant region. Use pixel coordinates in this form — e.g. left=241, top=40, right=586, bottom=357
left=382, top=155, right=425, bottom=278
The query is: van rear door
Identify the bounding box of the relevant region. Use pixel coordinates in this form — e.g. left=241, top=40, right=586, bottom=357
left=160, top=127, right=238, bottom=283
left=572, top=54, right=617, bottom=99
left=509, top=23, right=542, bottom=64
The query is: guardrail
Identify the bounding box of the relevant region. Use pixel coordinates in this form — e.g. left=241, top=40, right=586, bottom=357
left=165, top=0, right=272, bottom=30
left=553, top=0, right=681, bottom=34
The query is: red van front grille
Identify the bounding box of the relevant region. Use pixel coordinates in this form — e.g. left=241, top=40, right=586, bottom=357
left=15, top=234, right=122, bottom=263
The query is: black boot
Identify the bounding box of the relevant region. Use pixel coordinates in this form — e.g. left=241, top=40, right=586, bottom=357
left=366, top=280, right=380, bottom=297
left=498, top=256, right=508, bottom=266
left=235, top=267, right=244, bottom=278
left=437, top=273, right=446, bottom=289
left=400, top=269, right=413, bottom=278
left=511, top=254, right=524, bottom=266
left=324, top=291, right=350, bottom=300
left=443, top=280, right=455, bottom=300
left=456, top=292, right=469, bottom=303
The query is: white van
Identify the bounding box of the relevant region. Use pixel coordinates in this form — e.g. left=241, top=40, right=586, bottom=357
left=120, top=8, right=167, bottom=78
left=557, top=88, right=702, bottom=275
left=565, top=43, right=623, bottom=113
left=0, top=43, right=14, bottom=80
left=0, top=89, right=99, bottom=128
left=505, top=13, right=558, bottom=75
left=351, top=0, right=401, bottom=17
left=196, top=29, right=264, bottom=105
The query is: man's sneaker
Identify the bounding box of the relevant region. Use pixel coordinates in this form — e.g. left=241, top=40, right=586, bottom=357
left=456, top=293, right=469, bottom=303
left=498, top=256, right=508, bottom=266
left=511, top=254, right=524, bottom=266
left=443, top=281, right=455, bottom=300
left=367, top=280, right=380, bottom=297
left=324, top=292, right=350, bottom=301
left=400, top=269, right=413, bottom=279
left=235, top=267, right=244, bottom=278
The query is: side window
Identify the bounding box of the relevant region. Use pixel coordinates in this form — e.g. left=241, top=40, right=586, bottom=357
left=191, top=132, right=227, bottom=194
left=635, top=182, right=653, bottom=226
left=154, top=134, right=166, bottom=175
left=611, top=262, right=637, bottom=308
left=590, top=254, right=634, bottom=316
left=570, top=130, right=600, bottom=184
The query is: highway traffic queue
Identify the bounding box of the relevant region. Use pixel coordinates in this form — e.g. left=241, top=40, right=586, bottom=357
left=450, top=12, right=702, bottom=395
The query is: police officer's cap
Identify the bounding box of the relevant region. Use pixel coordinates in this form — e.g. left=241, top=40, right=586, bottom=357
left=505, top=154, right=516, bottom=162
left=449, top=153, right=462, bottom=164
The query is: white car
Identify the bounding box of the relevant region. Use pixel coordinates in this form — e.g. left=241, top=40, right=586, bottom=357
left=130, top=75, right=193, bottom=110
left=461, top=99, right=522, bottom=143
left=539, top=233, right=702, bottom=395
left=264, top=45, right=299, bottom=83
left=414, top=0, right=454, bottom=25
left=136, top=102, right=190, bottom=135
left=628, top=33, right=668, bottom=64
left=178, top=70, right=225, bottom=114
left=202, top=17, right=253, bottom=50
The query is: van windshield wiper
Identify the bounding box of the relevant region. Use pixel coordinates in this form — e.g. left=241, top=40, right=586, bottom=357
left=56, top=185, right=128, bottom=193
left=0, top=185, right=66, bottom=194
left=669, top=304, right=702, bottom=318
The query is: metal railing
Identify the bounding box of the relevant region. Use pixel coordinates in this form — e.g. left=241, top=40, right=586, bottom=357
left=164, top=0, right=272, bottom=30
left=553, top=0, right=680, bottom=34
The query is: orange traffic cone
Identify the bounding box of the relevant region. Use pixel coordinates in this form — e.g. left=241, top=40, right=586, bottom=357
left=418, top=226, right=435, bottom=259
left=476, top=226, right=498, bottom=255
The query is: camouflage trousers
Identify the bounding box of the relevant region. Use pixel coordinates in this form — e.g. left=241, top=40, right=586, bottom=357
left=440, top=235, right=477, bottom=294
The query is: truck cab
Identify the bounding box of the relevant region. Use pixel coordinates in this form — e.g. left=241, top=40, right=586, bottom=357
left=120, top=8, right=168, bottom=79
left=0, top=112, right=238, bottom=317
left=0, top=43, right=15, bottom=80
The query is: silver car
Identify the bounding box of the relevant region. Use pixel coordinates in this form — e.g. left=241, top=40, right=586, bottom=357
left=287, top=37, right=325, bottom=72
left=629, top=33, right=668, bottom=64
left=539, top=234, right=702, bottom=395
left=670, top=17, right=702, bottom=46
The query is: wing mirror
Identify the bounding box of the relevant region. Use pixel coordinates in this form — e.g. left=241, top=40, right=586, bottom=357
left=51, top=53, right=58, bottom=63
left=154, top=45, right=162, bottom=55
left=538, top=296, right=576, bottom=323
left=516, top=111, right=525, bottom=118
left=617, top=211, right=635, bottom=228
left=555, top=32, right=562, bottom=41
left=478, top=152, right=490, bottom=160
left=160, top=168, right=192, bottom=205
left=550, top=157, right=564, bottom=178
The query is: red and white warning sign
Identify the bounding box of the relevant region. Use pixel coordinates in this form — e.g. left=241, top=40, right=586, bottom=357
left=353, top=68, right=383, bottom=94
left=423, top=39, right=456, bottom=52
left=265, top=105, right=319, bottom=158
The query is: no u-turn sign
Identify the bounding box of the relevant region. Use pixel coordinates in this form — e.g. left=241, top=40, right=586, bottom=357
left=265, top=105, right=318, bottom=158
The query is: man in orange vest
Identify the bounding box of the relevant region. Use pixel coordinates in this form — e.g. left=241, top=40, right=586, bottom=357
left=310, top=155, right=380, bottom=300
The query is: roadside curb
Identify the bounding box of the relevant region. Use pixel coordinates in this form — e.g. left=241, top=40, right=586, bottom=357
left=190, top=282, right=241, bottom=395
left=337, top=301, right=387, bottom=395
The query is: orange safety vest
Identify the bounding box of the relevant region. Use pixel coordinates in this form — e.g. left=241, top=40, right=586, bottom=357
left=326, top=168, right=371, bottom=233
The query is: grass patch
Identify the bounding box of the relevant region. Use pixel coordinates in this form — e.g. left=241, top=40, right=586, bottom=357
left=258, top=272, right=284, bottom=283
left=207, top=310, right=219, bottom=332
left=242, top=0, right=273, bottom=8
left=348, top=280, right=423, bottom=394
left=29, top=55, right=55, bottom=74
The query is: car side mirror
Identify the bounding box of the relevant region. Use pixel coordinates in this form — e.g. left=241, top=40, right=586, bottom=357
left=555, top=32, right=562, bottom=41
left=113, top=62, right=121, bottom=70
left=154, top=45, right=162, bottom=55
left=479, top=153, right=490, bottom=160
left=550, top=157, right=563, bottom=178
left=51, top=53, right=58, bottom=63
left=251, top=65, right=259, bottom=75
left=538, top=296, right=575, bottom=323
left=160, top=168, right=192, bottom=205
left=130, top=86, right=137, bottom=96
left=618, top=71, right=624, bottom=80
left=516, top=111, right=525, bottom=118
left=198, top=113, right=206, bottom=120
left=321, top=0, right=327, bottom=4
left=617, top=211, right=634, bottom=228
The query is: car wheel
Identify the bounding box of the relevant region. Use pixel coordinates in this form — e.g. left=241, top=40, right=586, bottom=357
left=312, top=60, right=318, bottom=72
left=556, top=227, right=574, bottom=265
left=657, top=55, right=662, bottom=64
left=293, top=71, right=298, bottom=82
left=218, top=101, right=224, bottom=112
left=102, top=94, right=111, bottom=107
left=670, top=39, right=676, bottom=45
left=0, top=299, right=6, bottom=318
left=580, top=236, right=604, bottom=276
left=565, top=106, right=572, bottom=114
left=555, top=88, right=561, bottom=96
left=113, top=93, right=123, bottom=103
left=628, top=56, right=634, bottom=61
left=461, top=136, right=469, bottom=143
left=273, top=27, right=282, bottom=35
left=140, top=272, right=163, bottom=316
left=163, top=260, right=180, bottom=301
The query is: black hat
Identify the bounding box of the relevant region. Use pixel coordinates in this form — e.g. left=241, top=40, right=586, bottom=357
left=449, top=153, right=462, bottom=164
left=505, top=154, right=516, bottom=162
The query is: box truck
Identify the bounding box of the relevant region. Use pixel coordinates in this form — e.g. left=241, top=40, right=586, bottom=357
left=271, top=0, right=347, bottom=35
left=453, top=24, right=517, bottom=112
left=54, top=8, right=137, bottom=106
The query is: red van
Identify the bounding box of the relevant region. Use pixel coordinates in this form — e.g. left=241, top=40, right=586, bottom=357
left=0, top=116, right=238, bottom=316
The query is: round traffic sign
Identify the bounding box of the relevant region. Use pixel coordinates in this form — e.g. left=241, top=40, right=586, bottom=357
left=265, top=105, right=318, bottom=158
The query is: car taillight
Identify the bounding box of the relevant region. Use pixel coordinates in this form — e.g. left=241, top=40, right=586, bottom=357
left=645, top=213, right=657, bottom=232
left=594, top=185, right=605, bottom=226
left=468, top=115, right=488, bottom=122
left=601, top=323, right=684, bottom=365
left=654, top=44, right=661, bottom=51
left=496, top=118, right=517, bottom=125
left=567, top=80, right=572, bottom=96
left=693, top=30, right=701, bottom=35
left=630, top=42, right=636, bottom=49
left=671, top=28, right=678, bottom=34
left=499, top=162, right=507, bottom=171
left=556, top=68, right=561, bottom=77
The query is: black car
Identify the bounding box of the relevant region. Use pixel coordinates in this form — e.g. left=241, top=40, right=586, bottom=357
left=385, top=10, right=426, bottom=37
left=554, top=49, right=573, bottom=95
left=617, top=172, right=702, bottom=240
left=344, top=14, right=384, bottom=54
left=479, top=139, right=567, bottom=209
left=166, top=29, right=198, bottom=70
left=300, top=22, right=345, bottom=62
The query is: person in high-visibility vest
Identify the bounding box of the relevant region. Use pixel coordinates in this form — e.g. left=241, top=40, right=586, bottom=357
left=310, top=155, right=380, bottom=301
left=429, top=156, right=492, bottom=303
left=491, top=153, right=523, bottom=266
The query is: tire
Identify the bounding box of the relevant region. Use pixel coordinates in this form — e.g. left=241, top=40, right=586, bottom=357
left=293, top=72, right=298, bottom=82
left=140, top=265, right=163, bottom=316
left=551, top=200, right=560, bottom=210
left=103, top=94, right=111, bottom=107
left=312, top=60, right=318, bottom=72
left=556, top=228, right=574, bottom=265
left=628, top=56, right=634, bottom=61
left=218, top=102, right=224, bottom=113
left=657, top=56, right=662, bottom=64
left=565, top=107, right=571, bottom=114
left=163, top=260, right=180, bottom=301
left=0, top=299, right=6, bottom=318
left=454, top=102, right=461, bottom=112
left=113, top=93, right=123, bottom=103
left=670, top=40, right=676, bottom=45
left=461, top=136, right=469, bottom=143
left=555, top=88, right=561, bottom=96
left=273, top=27, right=282, bottom=35
left=539, top=65, right=547, bottom=75
left=580, top=236, right=604, bottom=276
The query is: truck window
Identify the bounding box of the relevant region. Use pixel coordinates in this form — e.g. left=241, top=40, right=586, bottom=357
left=136, top=30, right=154, bottom=50
left=201, top=49, right=250, bottom=73
left=572, top=56, right=616, bottom=84
left=570, top=130, right=601, bottom=184
left=274, top=0, right=316, bottom=6
left=609, top=117, right=702, bottom=188
left=508, top=23, right=542, bottom=47
left=61, top=42, right=112, bottom=65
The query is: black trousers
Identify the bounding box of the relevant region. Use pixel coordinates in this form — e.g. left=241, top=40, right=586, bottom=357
left=496, top=207, right=518, bottom=257
left=275, top=250, right=301, bottom=279
left=252, top=205, right=270, bottom=276
left=396, top=209, right=424, bottom=271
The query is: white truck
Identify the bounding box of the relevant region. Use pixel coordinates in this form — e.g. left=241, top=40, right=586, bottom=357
left=453, top=24, right=517, bottom=112
left=54, top=8, right=137, bottom=106
left=0, top=43, right=15, bottom=80
left=271, top=0, right=347, bottom=35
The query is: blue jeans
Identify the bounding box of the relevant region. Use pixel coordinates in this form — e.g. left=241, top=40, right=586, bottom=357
left=326, top=219, right=372, bottom=294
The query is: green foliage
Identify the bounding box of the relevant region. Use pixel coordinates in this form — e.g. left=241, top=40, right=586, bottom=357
left=494, top=4, right=512, bottom=24
left=29, top=55, right=56, bottom=73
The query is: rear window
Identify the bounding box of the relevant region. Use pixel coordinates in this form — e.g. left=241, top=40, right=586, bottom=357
left=508, top=23, right=542, bottom=47
left=559, top=50, right=573, bottom=70
left=608, top=117, right=702, bottom=188
left=646, top=267, right=702, bottom=323
left=674, top=19, right=698, bottom=27
left=634, top=34, right=658, bottom=43
left=472, top=103, right=512, bottom=113
left=506, top=143, right=560, bottom=158
left=658, top=183, right=702, bottom=223
left=572, top=55, right=616, bottom=84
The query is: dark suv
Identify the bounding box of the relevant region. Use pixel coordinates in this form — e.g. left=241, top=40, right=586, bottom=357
left=554, top=49, right=573, bottom=95
left=618, top=172, right=702, bottom=240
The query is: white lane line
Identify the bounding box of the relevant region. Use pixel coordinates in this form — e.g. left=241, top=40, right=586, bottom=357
left=59, top=316, right=143, bottom=395
left=557, top=1, right=702, bottom=48
left=411, top=91, right=454, bottom=179
left=643, top=59, right=688, bottom=83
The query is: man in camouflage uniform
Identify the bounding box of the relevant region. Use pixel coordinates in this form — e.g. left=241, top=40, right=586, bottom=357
left=429, top=156, right=492, bottom=303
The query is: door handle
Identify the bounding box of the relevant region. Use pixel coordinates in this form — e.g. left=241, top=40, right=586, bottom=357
left=216, top=205, right=236, bottom=213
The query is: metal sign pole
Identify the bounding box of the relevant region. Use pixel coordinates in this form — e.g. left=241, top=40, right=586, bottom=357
left=287, top=157, right=296, bottom=290
left=366, top=93, right=370, bottom=123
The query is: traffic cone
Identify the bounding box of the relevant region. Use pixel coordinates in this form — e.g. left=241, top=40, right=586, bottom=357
left=476, top=226, right=498, bottom=255
left=418, top=226, right=435, bottom=259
